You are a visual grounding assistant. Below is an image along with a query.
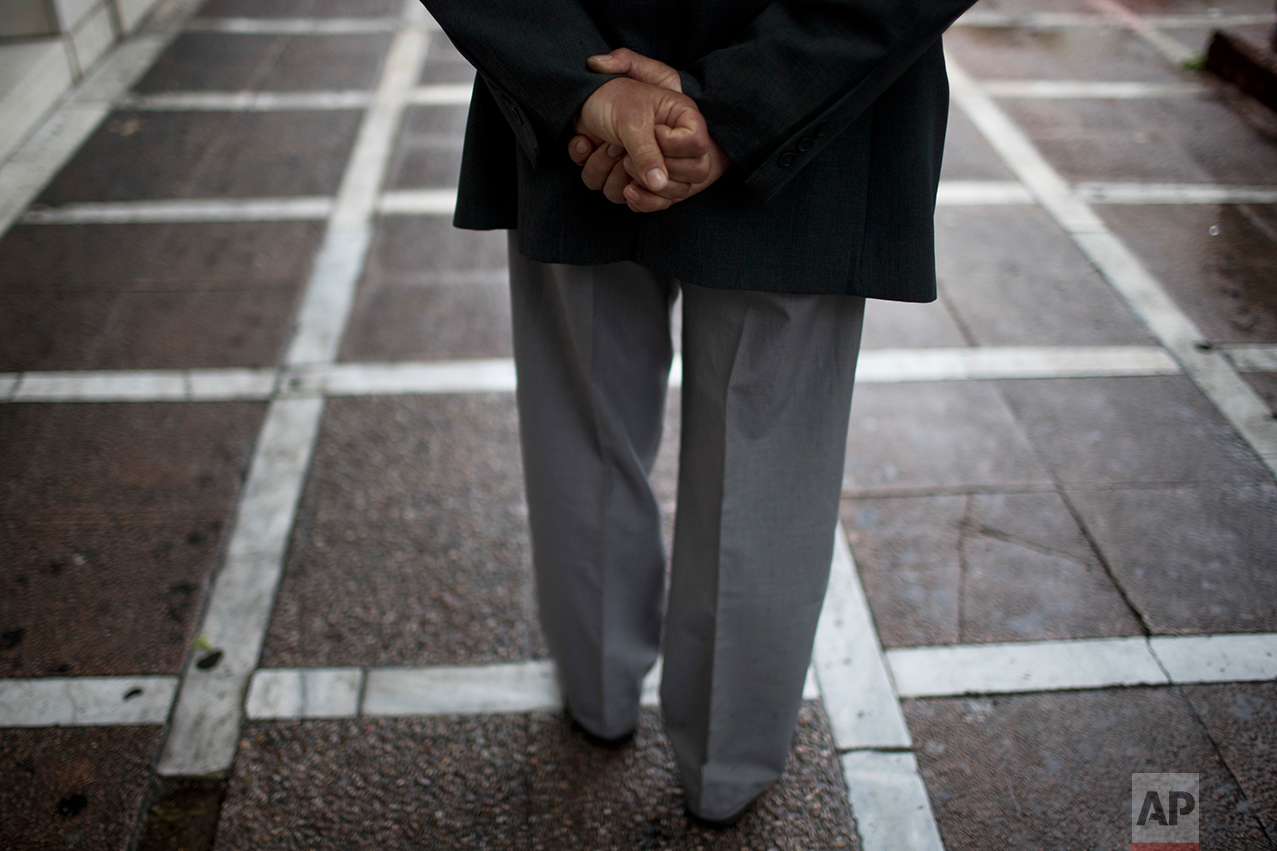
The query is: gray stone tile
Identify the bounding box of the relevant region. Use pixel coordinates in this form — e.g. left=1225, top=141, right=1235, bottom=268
left=843, top=490, right=1142, bottom=649
left=934, top=206, right=1157, bottom=346
left=0, top=291, right=116, bottom=373
left=526, top=703, right=860, bottom=849
left=215, top=716, right=531, bottom=850
left=386, top=104, right=468, bottom=189
left=1182, top=681, right=1277, bottom=842
left=365, top=216, right=508, bottom=280
left=861, top=296, right=970, bottom=349
left=339, top=279, right=512, bottom=362
left=261, top=395, right=544, bottom=669
left=0, top=221, right=325, bottom=294
left=37, top=110, right=361, bottom=203
left=1100, top=205, right=1277, bottom=346
left=134, top=33, right=393, bottom=93
left=904, top=688, right=1272, bottom=851
left=1243, top=373, right=1277, bottom=415
left=996, top=376, right=1270, bottom=485
left=945, top=25, right=1185, bottom=82
left=196, top=0, right=401, bottom=16
left=843, top=495, right=966, bottom=648
left=1002, top=96, right=1277, bottom=185
left=843, top=382, right=1052, bottom=494
left=940, top=107, right=1017, bottom=181
left=0, top=726, right=160, bottom=851
left=1066, top=484, right=1277, bottom=635
left=0, top=402, right=263, bottom=676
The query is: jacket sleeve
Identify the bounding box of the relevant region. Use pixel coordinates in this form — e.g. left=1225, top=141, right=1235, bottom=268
left=420, top=0, right=618, bottom=168
left=678, top=0, right=976, bottom=200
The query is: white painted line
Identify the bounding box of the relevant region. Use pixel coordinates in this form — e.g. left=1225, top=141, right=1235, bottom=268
left=1082, top=0, right=1197, bottom=65
left=886, top=637, right=1169, bottom=698
left=955, top=10, right=1109, bottom=28
left=363, top=661, right=561, bottom=716
left=406, top=84, right=474, bottom=105
left=856, top=346, right=1178, bottom=383
left=10, top=368, right=276, bottom=402
left=949, top=55, right=1277, bottom=477
left=158, top=397, right=325, bottom=775
left=286, top=359, right=516, bottom=396
left=1144, top=14, right=1276, bottom=29
left=812, top=523, right=912, bottom=749
left=120, top=90, right=373, bottom=110
left=841, top=751, right=946, bottom=851
left=0, top=0, right=206, bottom=238
left=981, top=80, right=1209, bottom=99
left=245, top=668, right=363, bottom=719
left=184, top=17, right=401, bottom=34
left=19, top=197, right=332, bottom=224
left=286, top=24, right=429, bottom=365
left=0, top=373, right=22, bottom=400
left=935, top=180, right=1033, bottom=206
left=377, top=188, right=458, bottom=215
left=1077, top=183, right=1277, bottom=205
left=1226, top=345, right=1277, bottom=373
left=0, top=676, right=177, bottom=727
left=1151, top=633, right=1277, bottom=684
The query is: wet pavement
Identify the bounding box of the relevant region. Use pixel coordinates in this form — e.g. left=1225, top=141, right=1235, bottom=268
left=1, top=0, right=1275, bottom=849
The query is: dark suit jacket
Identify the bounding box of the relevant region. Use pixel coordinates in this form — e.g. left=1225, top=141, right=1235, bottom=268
left=421, top=0, right=976, bottom=301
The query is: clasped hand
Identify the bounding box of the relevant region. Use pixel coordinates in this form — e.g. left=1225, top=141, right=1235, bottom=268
left=570, top=49, right=729, bottom=213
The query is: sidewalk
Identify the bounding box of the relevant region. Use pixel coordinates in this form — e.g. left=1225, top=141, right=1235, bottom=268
left=1, top=0, right=1275, bottom=848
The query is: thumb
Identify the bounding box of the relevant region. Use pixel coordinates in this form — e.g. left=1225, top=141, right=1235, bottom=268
left=588, top=48, right=682, bottom=93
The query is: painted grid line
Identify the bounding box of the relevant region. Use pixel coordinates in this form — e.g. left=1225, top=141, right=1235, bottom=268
left=0, top=346, right=1195, bottom=404
left=950, top=57, right=1277, bottom=476
left=980, top=80, right=1210, bottom=99
left=155, top=0, right=431, bottom=778
left=182, top=16, right=403, bottom=34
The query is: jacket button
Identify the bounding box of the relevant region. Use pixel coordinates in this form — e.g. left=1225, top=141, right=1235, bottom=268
left=797, top=137, right=814, bottom=152
left=777, top=151, right=797, bottom=168
left=815, top=123, right=830, bottom=138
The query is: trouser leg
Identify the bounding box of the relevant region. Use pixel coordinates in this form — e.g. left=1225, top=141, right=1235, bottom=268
left=662, top=282, right=865, bottom=821
left=507, top=234, right=676, bottom=739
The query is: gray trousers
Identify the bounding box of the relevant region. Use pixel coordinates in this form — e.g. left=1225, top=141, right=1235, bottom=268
left=508, top=235, right=865, bottom=820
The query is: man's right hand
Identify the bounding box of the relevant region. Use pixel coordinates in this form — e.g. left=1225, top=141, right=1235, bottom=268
left=574, top=76, right=713, bottom=213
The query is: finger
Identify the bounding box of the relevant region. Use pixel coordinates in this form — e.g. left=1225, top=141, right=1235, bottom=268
left=621, top=155, right=694, bottom=201
left=654, top=120, right=710, bottom=160
left=569, top=134, right=596, bottom=167
left=581, top=144, right=622, bottom=191
left=588, top=48, right=682, bottom=93
left=664, top=153, right=712, bottom=185
left=602, top=159, right=631, bottom=204
left=622, top=181, right=674, bottom=213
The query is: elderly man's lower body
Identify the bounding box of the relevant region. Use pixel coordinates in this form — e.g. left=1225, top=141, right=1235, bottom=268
left=507, top=234, right=865, bottom=823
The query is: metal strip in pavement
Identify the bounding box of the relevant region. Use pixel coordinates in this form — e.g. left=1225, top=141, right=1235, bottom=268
left=935, top=181, right=1033, bottom=206
left=981, top=80, right=1210, bottom=99
left=159, top=2, right=430, bottom=777
left=886, top=637, right=1169, bottom=698
left=1077, top=183, right=1277, bottom=205
left=183, top=16, right=403, bottom=34
left=0, top=676, right=178, bottom=727
left=120, top=91, right=373, bottom=110
left=1226, top=345, right=1277, bottom=373
left=1150, top=633, right=1277, bottom=684
left=19, top=197, right=333, bottom=224
left=0, top=0, right=206, bottom=239
left=949, top=56, right=1277, bottom=477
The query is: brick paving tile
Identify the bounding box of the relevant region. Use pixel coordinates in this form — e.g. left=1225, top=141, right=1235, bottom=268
left=843, top=381, right=1052, bottom=494
left=37, top=111, right=362, bottom=204
left=1066, top=483, right=1277, bottom=634
left=261, top=395, right=543, bottom=669
left=904, top=688, right=1273, bottom=851
left=844, top=490, right=1142, bottom=648
left=0, top=402, right=263, bottom=676
left=1100, top=205, right=1277, bottom=346
left=1002, top=97, right=1277, bottom=186
left=996, top=376, right=1270, bottom=485
left=935, top=207, right=1158, bottom=346
left=0, top=726, right=160, bottom=851
left=1182, top=681, right=1277, bottom=843
left=945, top=25, right=1184, bottom=83
left=214, top=704, right=858, bottom=851
left=196, top=0, right=401, bottom=17
left=134, top=33, right=393, bottom=94
left=339, top=219, right=510, bottom=362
